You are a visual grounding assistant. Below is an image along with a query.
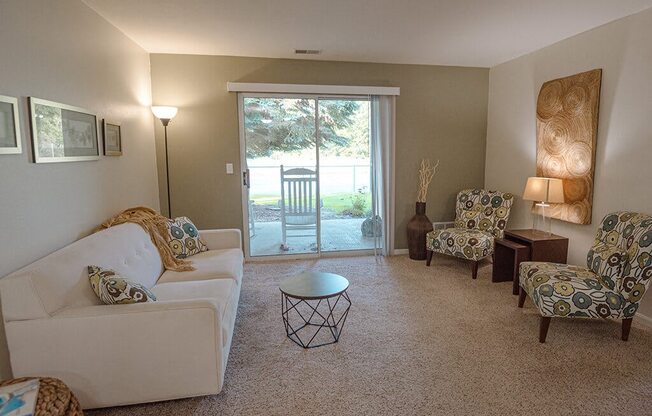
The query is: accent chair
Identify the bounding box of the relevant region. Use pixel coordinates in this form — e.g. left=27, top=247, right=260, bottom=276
left=519, top=211, right=652, bottom=343
left=426, top=189, right=514, bottom=279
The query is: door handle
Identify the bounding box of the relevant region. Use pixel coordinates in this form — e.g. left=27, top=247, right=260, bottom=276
left=243, top=169, right=250, bottom=188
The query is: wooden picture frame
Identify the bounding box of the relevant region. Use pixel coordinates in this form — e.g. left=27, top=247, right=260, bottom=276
left=29, top=97, right=99, bottom=163
left=0, top=95, right=22, bottom=154
left=103, top=120, right=122, bottom=156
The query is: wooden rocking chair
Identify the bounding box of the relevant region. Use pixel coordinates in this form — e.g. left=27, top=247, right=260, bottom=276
left=279, top=165, right=320, bottom=249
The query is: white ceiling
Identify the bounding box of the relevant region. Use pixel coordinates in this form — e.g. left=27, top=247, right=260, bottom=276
left=83, top=0, right=652, bottom=67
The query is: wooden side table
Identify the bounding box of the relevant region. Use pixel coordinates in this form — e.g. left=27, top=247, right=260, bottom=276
left=493, top=229, right=569, bottom=295
left=492, top=239, right=529, bottom=284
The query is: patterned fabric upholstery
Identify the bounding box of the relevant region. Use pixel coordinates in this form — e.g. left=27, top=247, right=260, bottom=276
left=520, top=211, right=652, bottom=320
left=426, top=228, right=493, bottom=261
left=88, top=265, right=157, bottom=305
left=426, top=189, right=514, bottom=261
left=586, top=241, right=628, bottom=291
left=167, top=216, right=208, bottom=259
left=453, top=189, right=514, bottom=239
left=520, top=262, right=626, bottom=319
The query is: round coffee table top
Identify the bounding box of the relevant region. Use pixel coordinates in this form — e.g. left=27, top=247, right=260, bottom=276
left=280, top=272, right=349, bottom=300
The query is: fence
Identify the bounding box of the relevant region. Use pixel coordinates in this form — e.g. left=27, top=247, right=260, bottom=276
left=248, top=163, right=371, bottom=198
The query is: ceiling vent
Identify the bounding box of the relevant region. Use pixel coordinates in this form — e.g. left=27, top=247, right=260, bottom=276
left=294, top=49, right=321, bottom=55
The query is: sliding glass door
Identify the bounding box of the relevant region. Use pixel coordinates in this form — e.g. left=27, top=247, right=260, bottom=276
left=317, top=98, right=374, bottom=253
left=241, top=96, right=318, bottom=256
left=239, top=94, right=375, bottom=258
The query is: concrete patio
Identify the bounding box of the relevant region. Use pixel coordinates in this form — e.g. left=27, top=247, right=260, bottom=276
left=249, top=218, right=376, bottom=256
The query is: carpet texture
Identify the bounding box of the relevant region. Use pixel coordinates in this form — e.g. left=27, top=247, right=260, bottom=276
left=89, top=255, right=652, bottom=415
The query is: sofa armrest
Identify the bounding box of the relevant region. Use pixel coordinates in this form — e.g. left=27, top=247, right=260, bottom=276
left=200, top=229, right=242, bottom=251
left=4, top=299, right=224, bottom=408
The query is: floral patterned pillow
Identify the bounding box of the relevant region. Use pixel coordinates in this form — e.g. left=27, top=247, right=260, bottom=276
left=586, top=241, right=628, bottom=290
left=88, top=265, right=157, bottom=305
left=167, top=216, right=208, bottom=259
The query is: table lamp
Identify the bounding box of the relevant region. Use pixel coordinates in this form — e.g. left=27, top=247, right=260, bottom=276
left=522, top=177, right=564, bottom=235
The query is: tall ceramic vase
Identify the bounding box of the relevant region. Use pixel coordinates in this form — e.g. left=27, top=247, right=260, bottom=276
left=407, top=202, right=433, bottom=260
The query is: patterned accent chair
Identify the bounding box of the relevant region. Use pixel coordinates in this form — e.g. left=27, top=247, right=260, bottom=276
left=426, top=189, right=514, bottom=279
left=519, top=211, right=652, bottom=343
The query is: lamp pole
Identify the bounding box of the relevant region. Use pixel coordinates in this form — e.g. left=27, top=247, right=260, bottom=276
left=161, top=118, right=172, bottom=217
left=151, top=106, right=178, bottom=218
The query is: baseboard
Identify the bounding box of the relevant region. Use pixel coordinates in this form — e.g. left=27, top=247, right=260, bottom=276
left=392, top=249, right=408, bottom=255
left=634, top=312, right=652, bottom=330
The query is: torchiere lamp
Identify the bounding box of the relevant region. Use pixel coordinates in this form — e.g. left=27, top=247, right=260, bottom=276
left=523, top=177, right=564, bottom=235
left=151, top=106, right=178, bottom=218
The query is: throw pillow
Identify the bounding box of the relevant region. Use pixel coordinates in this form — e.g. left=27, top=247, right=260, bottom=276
left=88, top=265, right=157, bottom=304
left=167, top=216, right=208, bottom=259
left=586, top=241, right=628, bottom=290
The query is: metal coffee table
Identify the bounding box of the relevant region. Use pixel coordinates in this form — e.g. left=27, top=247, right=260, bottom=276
left=280, top=272, right=351, bottom=348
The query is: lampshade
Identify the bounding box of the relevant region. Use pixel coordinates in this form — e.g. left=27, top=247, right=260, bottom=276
left=151, top=106, right=178, bottom=120
left=522, top=177, right=564, bottom=203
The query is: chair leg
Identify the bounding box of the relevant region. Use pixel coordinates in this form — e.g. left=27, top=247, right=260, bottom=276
left=622, top=318, right=633, bottom=341
left=539, top=317, right=551, bottom=343
left=471, top=261, right=479, bottom=279
left=426, top=250, right=433, bottom=266
left=518, top=287, right=526, bottom=308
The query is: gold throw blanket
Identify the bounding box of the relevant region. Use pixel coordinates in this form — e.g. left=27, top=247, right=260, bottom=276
left=95, top=206, right=194, bottom=272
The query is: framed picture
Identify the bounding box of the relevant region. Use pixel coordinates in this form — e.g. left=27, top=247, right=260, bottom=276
left=103, top=120, right=122, bottom=156
left=0, top=95, right=22, bottom=154
left=29, top=97, right=99, bottom=163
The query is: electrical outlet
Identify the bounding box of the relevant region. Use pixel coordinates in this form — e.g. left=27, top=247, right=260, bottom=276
left=226, top=163, right=234, bottom=174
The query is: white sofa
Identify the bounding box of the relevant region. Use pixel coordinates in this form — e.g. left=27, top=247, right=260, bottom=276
left=0, top=223, right=243, bottom=409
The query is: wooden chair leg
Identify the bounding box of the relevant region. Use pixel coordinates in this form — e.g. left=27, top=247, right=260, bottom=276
left=518, top=287, right=526, bottom=308
left=471, top=261, right=479, bottom=279
left=539, top=317, right=551, bottom=343
left=622, top=318, right=633, bottom=341
left=426, top=250, right=433, bottom=266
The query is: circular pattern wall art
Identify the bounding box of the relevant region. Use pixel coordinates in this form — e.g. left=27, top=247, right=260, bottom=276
left=535, top=69, right=602, bottom=225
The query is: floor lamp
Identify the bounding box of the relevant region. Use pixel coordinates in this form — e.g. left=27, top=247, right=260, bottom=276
left=151, top=106, right=178, bottom=218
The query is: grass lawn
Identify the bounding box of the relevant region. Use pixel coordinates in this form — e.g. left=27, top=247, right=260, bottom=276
left=251, top=192, right=371, bottom=214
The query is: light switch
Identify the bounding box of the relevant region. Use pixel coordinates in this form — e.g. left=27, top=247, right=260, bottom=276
left=226, top=163, right=234, bottom=174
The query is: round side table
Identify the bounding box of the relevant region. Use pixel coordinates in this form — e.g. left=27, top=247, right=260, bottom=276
left=280, top=272, right=351, bottom=348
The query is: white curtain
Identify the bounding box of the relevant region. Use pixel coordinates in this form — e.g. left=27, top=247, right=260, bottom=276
left=370, top=96, right=396, bottom=256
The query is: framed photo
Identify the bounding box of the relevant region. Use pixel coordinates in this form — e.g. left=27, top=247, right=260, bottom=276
left=103, top=120, right=122, bottom=156
left=0, top=95, right=22, bottom=154
left=29, top=97, right=99, bottom=163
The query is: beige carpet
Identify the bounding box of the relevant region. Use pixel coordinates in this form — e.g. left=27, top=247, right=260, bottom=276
left=89, top=255, right=652, bottom=415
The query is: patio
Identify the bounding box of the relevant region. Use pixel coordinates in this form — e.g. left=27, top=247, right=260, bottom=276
left=249, top=218, right=376, bottom=256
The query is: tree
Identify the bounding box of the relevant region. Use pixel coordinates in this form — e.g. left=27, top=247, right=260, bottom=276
left=244, top=98, right=359, bottom=158
left=321, top=102, right=369, bottom=158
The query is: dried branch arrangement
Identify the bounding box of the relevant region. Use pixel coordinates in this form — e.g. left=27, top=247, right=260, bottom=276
left=417, top=159, right=439, bottom=203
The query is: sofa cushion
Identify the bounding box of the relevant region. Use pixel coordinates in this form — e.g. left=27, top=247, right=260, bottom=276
left=88, top=266, right=156, bottom=305
left=157, top=249, right=243, bottom=285
left=1, top=223, right=163, bottom=316
left=167, top=217, right=208, bottom=259
left=151, top=279, right=238, bottom=345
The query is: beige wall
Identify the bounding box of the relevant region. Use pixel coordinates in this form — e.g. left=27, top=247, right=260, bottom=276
left=485, top=8, right=652, bottom=318
left=0, top=0, right=159, bottom=377
left=150, top=55, right=489, bottom=249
